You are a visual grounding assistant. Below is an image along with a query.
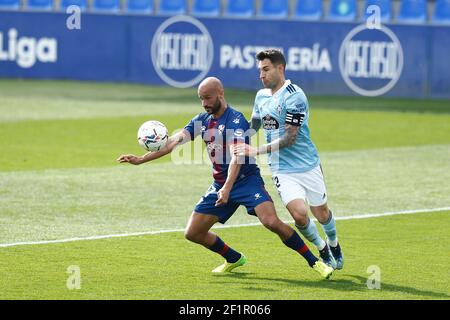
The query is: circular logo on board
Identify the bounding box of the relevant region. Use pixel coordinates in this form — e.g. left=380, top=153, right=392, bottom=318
left=151, top=15, right=214, bottom=88
left=339, top=24, right=404, bottom=97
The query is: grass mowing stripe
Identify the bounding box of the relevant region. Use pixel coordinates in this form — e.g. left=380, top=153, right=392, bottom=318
left=1, top=211, right=449, bottom=299
left=3, top=96, right=450, bottom=123
left=1, top=207, right=449, bottom=248
left=0, top=96, right=204, bottom=123
left=1, top=110, right=449, bottom=172
left=1, top=145, right=449, bottom=244
left=1, top=80, right=449, bottom=123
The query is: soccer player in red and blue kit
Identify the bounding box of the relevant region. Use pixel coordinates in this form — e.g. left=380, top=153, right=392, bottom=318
left=117, top=77, right=333, bottom=279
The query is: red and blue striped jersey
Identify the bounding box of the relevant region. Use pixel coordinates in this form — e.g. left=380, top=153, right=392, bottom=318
left=184, top=106, right=260, bottom=186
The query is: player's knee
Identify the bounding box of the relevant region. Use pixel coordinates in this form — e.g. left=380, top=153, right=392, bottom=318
left=184, top=229, right=201, bottom=243
left=287, top=202, right=308, bottom=226
left=184, top=229, right=193, bottom=241
left=291, top=210, right=308, bottom=227
left=311, top=205, right=330, bottom=224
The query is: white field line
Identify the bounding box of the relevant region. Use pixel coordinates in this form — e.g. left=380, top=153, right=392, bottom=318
left=1, top=206, right=449, bottom=248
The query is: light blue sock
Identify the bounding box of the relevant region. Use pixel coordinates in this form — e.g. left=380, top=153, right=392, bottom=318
left=296, top=218, right=326, bottom=250
left=321, top=210, right=338, bottom=247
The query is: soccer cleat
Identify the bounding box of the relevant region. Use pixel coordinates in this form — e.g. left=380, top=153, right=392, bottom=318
left=212, top=254, right=247, bottom=273
left=329, top=243, right=344, bottom=270
left=319, top=244, right=337, bottom=269
left=312, top=260, right=333, bottom=279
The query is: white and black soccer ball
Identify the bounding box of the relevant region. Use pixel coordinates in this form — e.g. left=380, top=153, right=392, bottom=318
left=137, top=120, right=169, bottom=152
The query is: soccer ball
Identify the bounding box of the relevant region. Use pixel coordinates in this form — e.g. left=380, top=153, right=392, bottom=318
left=137, top=120, right=169, bottom=152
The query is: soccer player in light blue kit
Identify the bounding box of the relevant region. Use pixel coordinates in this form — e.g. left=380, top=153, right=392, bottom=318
left=117, top=77, right=333, bottom=278
left=236, top=50, right=344, bottom=270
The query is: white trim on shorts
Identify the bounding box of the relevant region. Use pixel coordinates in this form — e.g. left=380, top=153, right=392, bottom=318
left=272, top=165, right=328, bottom=207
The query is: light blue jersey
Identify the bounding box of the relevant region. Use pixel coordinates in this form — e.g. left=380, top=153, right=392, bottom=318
left=252, top=80, right=320, bottom=174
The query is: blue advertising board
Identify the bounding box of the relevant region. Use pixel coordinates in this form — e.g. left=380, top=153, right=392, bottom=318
left=0, top=11, right=449, bottom=99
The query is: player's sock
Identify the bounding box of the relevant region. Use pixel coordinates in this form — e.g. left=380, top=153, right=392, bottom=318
left=296, top=218, right=326, bottom=250
left=208, top=236, right=241, bottom=263
left=330, top=242, right=342, bottom=257
left=283, top=231, right=318, bottom=267
left=320, top=210, right=338, bottom=247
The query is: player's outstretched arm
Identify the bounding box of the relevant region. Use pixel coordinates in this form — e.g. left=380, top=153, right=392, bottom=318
left=117, top=130, right=190, bottom=165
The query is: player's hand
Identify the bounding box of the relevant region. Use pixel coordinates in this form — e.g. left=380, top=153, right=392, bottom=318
left=117, top=154, right=143, bottom=165
left=215, top=187, right=230, bottom=206
left=232, top=144, right=257, bottom=157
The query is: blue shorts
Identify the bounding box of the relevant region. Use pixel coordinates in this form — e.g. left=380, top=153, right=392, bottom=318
left=194, top=174, right=273, bottom=224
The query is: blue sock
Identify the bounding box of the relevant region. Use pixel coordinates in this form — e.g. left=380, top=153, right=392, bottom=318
left=321, top=210, right=338, bottom=247
left=208, top=236, right=241, bottom=263
left=283, top=231, right=318, bottom=267
left=296, top=218, right=326, bottom=250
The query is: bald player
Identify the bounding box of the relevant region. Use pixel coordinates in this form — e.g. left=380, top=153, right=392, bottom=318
left=117, top=77, right=333, bottom=279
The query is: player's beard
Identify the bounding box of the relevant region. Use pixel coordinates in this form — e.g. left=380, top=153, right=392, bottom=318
left=262, top=77, right=278, bottom=90
left=262, top=71, right=282, bottom=90
left=205, top=97, right=222, bottom=115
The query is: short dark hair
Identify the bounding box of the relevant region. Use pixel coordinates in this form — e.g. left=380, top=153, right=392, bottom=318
left=256, top=49, right=286, bottom=68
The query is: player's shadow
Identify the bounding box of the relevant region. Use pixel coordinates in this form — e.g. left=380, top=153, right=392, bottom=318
left=345, top=275, right=450, bottom=299
left=212, top=273, right=450, bottom=299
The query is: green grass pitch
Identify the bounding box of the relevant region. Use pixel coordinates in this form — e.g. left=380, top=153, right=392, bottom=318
left=0, top=79, right=449, bottom=300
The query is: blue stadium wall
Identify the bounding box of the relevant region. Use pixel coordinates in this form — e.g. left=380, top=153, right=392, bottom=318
left=0, top=11, right=449, bottom=99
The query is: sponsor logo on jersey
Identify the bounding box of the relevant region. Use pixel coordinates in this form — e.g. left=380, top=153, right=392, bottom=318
left=262, top=115, right=279, bottom=130
left=206, top=142, right=223, bottom=158
left=294, top=103, right=306, bottom=113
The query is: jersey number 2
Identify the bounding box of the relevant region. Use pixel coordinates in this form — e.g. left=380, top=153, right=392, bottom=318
left=273, top=176, right=281, bottom=188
